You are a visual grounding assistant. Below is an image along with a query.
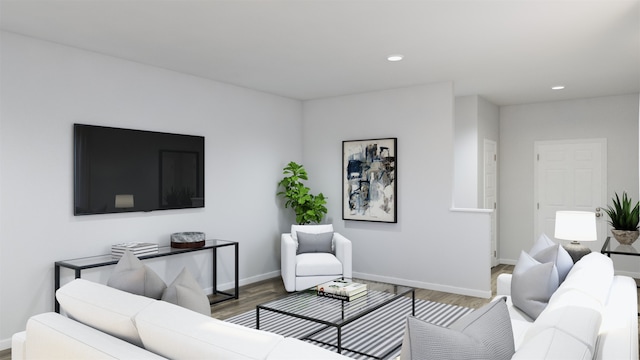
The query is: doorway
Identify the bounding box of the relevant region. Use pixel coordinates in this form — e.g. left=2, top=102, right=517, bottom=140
left=534, top=139, right=607, bottom=250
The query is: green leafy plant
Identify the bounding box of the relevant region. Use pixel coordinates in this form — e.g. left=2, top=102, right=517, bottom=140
left=603, top=192, right=640, bottom=230
left=277, top=161, right=327, bottom=225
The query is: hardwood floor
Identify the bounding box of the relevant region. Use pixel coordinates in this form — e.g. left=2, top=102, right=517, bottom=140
left=210, top=264, right=514, bottom=321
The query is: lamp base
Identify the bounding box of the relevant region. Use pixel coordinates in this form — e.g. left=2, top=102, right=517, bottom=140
left=562, top=241, right=591, bottom=263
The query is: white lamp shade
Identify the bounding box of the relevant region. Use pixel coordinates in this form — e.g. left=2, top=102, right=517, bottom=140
left=115, top=194, right=134, bottom=209
left=554, top=211, right=597, bottom=242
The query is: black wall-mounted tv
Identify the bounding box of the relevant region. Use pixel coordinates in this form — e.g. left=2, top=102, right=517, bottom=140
left=74, top=124, right=205, bottom=215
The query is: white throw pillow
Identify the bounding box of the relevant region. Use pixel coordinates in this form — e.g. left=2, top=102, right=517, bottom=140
left=107, top=250, right=167, bottom=299
left=511, top=251, right=559, bottom=320
left=400, top=297, right=514, bottom=360
left=161, top=267, right=211, bottom=316
left=530, top=234, right=573, bottom=283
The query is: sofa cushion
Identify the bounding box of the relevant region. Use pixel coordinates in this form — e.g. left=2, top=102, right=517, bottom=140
left=265, top=338, right=351, bottom=359
left=558, top=252, right=613, bottom=306
left=400, top=297, right=514, bottom=360
left=296, top=231, right=334, bottom=254
left=529, top=234, right=573, bottom=283
left=161, top=267, right=211, bottom=316
left=136, top=300, right=284, bottom=360
left=522, top=307, right=602, bottom=356
left=24, top=312, right=166, bottom=360
left=511, top=251, right=559, bottom=320
left=107, top=250, right=167, bottom=300
left=512, top=328, right=592, bottom=360
left=56, top=279, right=155, bottom=347
left=295, top=253, right=343, bottom=276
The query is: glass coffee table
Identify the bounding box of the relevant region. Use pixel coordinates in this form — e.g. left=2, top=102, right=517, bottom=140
left=256, top=279, right=414, bottom=359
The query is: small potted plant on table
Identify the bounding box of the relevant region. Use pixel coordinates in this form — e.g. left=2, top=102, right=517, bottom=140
left=603, top=192, right=640, bottom=245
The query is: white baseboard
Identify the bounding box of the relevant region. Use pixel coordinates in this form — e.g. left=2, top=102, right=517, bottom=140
left=613, top=270, right=640, bottom=279
left=203, top=270, right=281, bottom=294
left=0, top=338, right=11, bottom=351
left=499, top=258, right=517, bottom=266
left=353, top=271, right=492, bottom=299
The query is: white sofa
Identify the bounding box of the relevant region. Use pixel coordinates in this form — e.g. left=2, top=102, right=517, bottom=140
left=11, top=279, right=349, bottom=360
left=497, top=252, right=638, bottom=359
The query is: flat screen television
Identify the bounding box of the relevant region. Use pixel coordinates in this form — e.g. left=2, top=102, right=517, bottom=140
left=74, top=124, right=205, bottom=215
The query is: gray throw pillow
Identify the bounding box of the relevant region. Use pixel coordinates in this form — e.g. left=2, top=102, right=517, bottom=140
left=296, top=231, right=333, bottom=255
left=529, top=233, right=573, bottom=283
left=400, top=297, right=514, bottom=360
left=511, top=250, right=559, bottom=320
left=161, top=267, right=211, bottom=316
left=107, top=250, right=166, bottom=299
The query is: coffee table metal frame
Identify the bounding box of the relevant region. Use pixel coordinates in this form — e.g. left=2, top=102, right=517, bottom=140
left=256, top=279, right=415, bottom=359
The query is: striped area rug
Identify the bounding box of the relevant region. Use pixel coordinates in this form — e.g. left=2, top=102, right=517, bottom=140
left=225, top=295, right=474, bottom=359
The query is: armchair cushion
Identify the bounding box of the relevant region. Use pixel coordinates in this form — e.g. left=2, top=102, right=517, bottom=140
left=296, top=253, right=343, bottom=276
left=297, top=231, right=333, bottom=254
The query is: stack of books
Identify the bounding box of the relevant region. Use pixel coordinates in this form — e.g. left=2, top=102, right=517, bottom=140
left=316, top=279, right=367, bottom=301
left=111, top=242, right=159, bottom=258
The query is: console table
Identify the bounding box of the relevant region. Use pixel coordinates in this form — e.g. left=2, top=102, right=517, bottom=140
left=54, top=239, right=238, bottom=313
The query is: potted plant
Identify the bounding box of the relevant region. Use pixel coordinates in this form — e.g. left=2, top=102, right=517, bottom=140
left=603, top=192, right=640, bottom=245
left=277, top=161, right=327, bottom=225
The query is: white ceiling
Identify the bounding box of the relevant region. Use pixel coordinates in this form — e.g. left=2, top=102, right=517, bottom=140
left=1, top=0, right=639, bottom=105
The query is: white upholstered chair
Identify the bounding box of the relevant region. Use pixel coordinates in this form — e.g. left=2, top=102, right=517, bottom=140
left=281, top=224, right=352, bottom=292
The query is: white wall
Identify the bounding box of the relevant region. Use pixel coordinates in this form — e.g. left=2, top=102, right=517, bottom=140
left=477, top=96, right=499, bottom=207
left=454, top=96, right=478, bottom=208
left=454, top=95, right=499, bottom=209
left=0, top=32, right=303, bottom=346
left=500, top=94, right=640, bottom=274
left=302, top=84, right=492, bottom=299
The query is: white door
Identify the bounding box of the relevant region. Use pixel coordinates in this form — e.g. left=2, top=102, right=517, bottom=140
left=534, top=139, right=607, bottom=251
left=484, top=140, right=498, bottom=266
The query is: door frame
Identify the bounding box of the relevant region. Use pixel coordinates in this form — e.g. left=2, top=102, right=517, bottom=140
left=533, top=138, right=607, bottom=244
left=483, top=139, right=498, bottom=267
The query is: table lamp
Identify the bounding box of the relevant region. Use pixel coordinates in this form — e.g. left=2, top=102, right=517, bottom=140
left=554, top=210, right=597, bottom=263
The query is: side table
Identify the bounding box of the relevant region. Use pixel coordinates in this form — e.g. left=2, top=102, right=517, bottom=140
left=601, top=236, right=640, bottom=259
left=54, top=239, right=238, bottom=312
left=601, top=236, right=640, bottom=316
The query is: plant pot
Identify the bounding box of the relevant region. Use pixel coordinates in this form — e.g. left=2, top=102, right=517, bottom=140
left=611, top=229, right=640, bottom=245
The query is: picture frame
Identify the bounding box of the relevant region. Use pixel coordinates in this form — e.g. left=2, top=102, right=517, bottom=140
left=342, top=138, right=397, bottom=223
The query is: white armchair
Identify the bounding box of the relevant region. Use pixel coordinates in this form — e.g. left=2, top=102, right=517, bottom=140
left=281, top=224, right=352, bottom=292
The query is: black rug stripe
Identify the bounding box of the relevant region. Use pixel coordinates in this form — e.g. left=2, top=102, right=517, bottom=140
left=225, top=296, right=473, bottom=359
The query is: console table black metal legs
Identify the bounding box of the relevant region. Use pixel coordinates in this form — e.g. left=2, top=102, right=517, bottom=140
left=54, top=239, right=239, bottom=313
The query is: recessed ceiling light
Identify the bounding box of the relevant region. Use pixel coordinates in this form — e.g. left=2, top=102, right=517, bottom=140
left=387, top=54, right=404, bottom=62
left=551, top=85, right=565, bottom=90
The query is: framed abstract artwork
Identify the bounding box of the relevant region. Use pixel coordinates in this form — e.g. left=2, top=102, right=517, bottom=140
left=342, top=138, right=397, bottom=223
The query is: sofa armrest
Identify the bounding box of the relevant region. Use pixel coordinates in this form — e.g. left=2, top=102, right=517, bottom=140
left=596, top=275, right=639, bottom=360
left=11, top=331, right=26, bottom=360
left=497, top=273, right=512, bottom=296
left=281, top=233, right=297, bottom=292
left=333, top=233, right=352, bottom=278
